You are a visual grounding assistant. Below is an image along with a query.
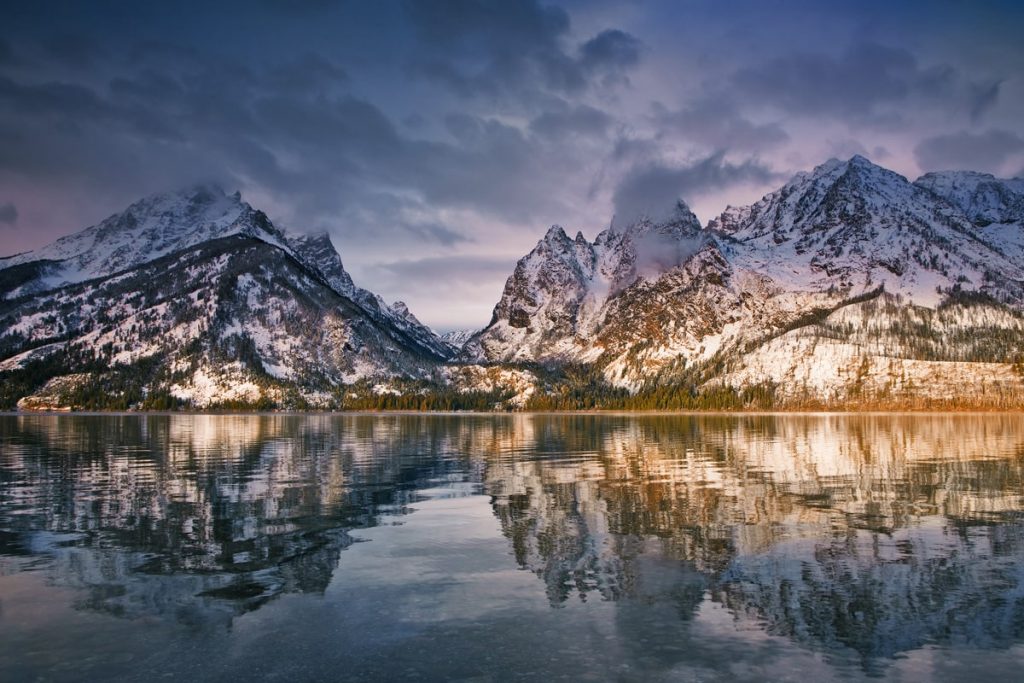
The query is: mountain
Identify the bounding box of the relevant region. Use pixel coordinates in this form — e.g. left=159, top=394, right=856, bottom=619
left=710, top=156, right=1024, bottom=305
left=913, top=170, right=1024, bottom=264
left=6, top=157, right=1024, bottom=411
left=468, top=156, right=1024, bottom=404
left=915, top=170, right=1024, bottom=228
left=706, top=157, right=1024, bottom=403
left=439, top=328, right=478, bottom=354
left=461, top=203, right=719, bottom=370
left=0, top=185, right=450, bottom=409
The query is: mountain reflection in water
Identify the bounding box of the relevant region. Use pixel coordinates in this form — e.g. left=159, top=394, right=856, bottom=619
left=2, top=413, right=1024, bottom=681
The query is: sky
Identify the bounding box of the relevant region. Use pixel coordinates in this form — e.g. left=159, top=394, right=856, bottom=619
left=2, top=0, right=1023, bottom=331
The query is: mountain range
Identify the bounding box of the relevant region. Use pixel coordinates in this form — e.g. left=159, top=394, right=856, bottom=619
left=4, top=156, right=1024, bottom=410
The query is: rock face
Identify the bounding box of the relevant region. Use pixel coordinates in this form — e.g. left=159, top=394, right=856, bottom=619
left=462, top=203, right=718, bottom=371
left=0, top=185, right=450, bottom=408
left=468, top=156, right=1024, bottom=401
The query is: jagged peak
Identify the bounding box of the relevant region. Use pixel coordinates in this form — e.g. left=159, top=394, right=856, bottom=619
left=392, top=300, right=412, bottom=317
left=131, top=181, right=236, bottom=212
left=542, top=225, right=571, bottom=243
left=528, top=225, right=583, bottom=261
left=289, top=228, right=334, bottom=246
left=390, top=299, right=429, bottom=328
left=812, top=157, right=845, bottom=174
left=804, top=154, right=903, bottom=186
left=2, top=181, right=284, bottom=292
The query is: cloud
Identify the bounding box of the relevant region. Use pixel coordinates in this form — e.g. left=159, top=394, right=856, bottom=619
left=579, top=29, right=641, bottom=71
left=0, top=38, right=17, bottom=66
left=0, top=46, right=579, bottom=247
left=401, top=221, right=469, bottom=246
left=2, top=0, right=1023, bottom=330
left=264, top=53, right=349, bottom=94
left=612, top=152, right=779, bottom=222
left=731, top=42, right=985, bottom=126
left=578, top=28, right=642, bottom=86
left=969, top=80, right=1002, bottom=124
left=41, top=33, right=107, bottom=69
left=826, top=139, right=890, bottom=161
left=913, top=129, right=1024, bottom=172
left=404, top=0, right=641, bottom=101
left=363, top=253, right=515, bottom=329
left=528, top=104, right=613, bottom=140
left=0, top=202, right=17, bottom=225
left=370, top=253, right=512, bottom=284
left=652, top=98, right=788, bottom=152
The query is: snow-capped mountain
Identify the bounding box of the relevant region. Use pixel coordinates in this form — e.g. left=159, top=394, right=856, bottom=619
left=5, top=156, right=1024, bottom=410
left=439, top=328, right=478, bottom=354
left=710, top=156, right=1024, bottom=305
left=914, top=170, right=1024, bottom=264
left=0, top=185, right=450, bottom=408
left=461, top=202, right=710, bottom=364
left=468, top=156, right=1024, bottom=401
left=915, top=170, right=1024, bottom=228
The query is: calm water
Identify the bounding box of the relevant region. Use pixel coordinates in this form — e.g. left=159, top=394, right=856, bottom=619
left=2, top=414, right=1024, bottom=682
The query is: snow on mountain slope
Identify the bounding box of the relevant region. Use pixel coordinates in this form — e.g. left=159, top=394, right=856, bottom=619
left=0, top=185, right=451, bottom=360
left=284, top=231, right=451, bottom=359
left=469, top=156, right=1024, bottom=396
left=0, top=185, right=289, bottom=298
left=464, top=203, right=709, bottom=366
left=914, top=170, right=1024, bottom=264
left=440, top=328, right=478, bottom=354
left=714, top=294, right=1024, bottom=405
left=710, top=156, right=1024, bottom=306
left=915, top=170, right=1024, bottom=227
left=0, top=187, right=452, bottom=408
left=466, top=198, right=848, bottom=387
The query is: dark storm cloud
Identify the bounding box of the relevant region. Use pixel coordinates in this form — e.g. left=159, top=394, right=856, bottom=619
left=529, top=104, right=613, bottom=140
left=257, top=0, right=345, bottom=11
left=578, top=29, right=642, bottom=87
left=913, top=129, right=1024, bottom=172
left=264, top=53, right=349, bottom=94
left=969, top=80, right=1003, bottom=124
left=405, top=0, right=641, bottom=101
left=732, top=42, right=984, bottom=125
left=249, top=93, right=561, bottom=222
left=0, top=36, right=577, bottom=246
left=41, top=33, right=107, bottom=69
left=612, top=153, right=779, bottom=221
left=579, top=30, right=641, bottom=71
left=651, top=98, right=788, bottom=152
left=0, top=38, right=18, bottom=65
left=0, top=202, right=17, bottom=226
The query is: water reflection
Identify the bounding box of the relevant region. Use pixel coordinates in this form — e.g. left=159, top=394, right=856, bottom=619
left=2, top=413, right=1024, bottom=677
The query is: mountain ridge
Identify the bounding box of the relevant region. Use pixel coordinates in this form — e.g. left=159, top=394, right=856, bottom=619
left=5, top=157, right=1024, bottom=410
left=0, top=186, right=452, bottom=409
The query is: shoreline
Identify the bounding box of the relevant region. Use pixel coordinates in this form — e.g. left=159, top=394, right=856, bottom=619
left=4, top=408, right=1024, bottom=417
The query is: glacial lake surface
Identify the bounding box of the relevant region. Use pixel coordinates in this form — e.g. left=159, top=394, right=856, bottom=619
left=2, top=413, right=1024, bottom=682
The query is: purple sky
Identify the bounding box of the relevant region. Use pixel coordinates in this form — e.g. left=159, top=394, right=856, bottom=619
left=2, top=0, right=1023, bottom=330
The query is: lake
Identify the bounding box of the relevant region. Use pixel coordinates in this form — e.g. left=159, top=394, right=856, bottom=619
left=2, top=413, right=1024, bottom=681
